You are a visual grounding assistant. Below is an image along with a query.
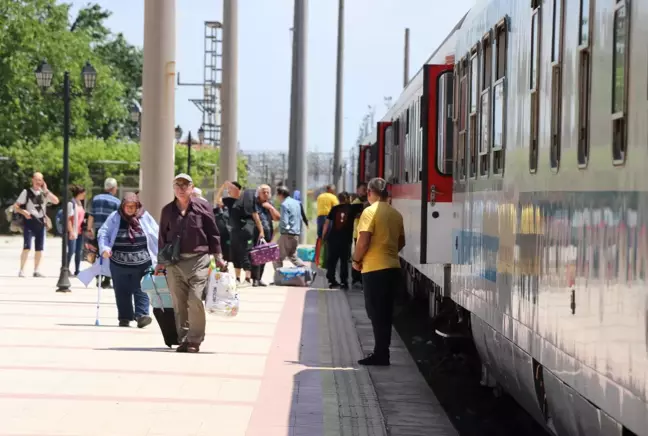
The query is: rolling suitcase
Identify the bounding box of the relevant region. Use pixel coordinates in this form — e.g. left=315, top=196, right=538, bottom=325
left=141, top=274, right=179, bottom=348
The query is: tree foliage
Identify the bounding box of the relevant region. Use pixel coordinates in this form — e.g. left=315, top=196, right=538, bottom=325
left=0, top=138, right=248, bottom=205
left=0, top=0, right=142, bottom=146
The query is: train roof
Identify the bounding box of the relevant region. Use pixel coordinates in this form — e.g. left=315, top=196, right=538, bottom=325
left=359, top=10, right=469, bottom=146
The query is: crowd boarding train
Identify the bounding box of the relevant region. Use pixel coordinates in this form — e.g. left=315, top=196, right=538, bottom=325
left=357, top=1, right=648, bottom=435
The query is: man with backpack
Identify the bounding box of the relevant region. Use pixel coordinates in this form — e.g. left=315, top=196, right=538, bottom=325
left=13, top=172, right=59, bottom=277
left=86, top=178, right=121, bottom=288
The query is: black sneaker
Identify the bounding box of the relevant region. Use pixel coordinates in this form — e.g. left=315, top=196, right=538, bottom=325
left=176, top=342, right=189, bottom=353
left=358, top=353, right=390, bottom=366
left=136, top=315, right=152, bottom=329
left=118, top=320, right=131, bottom=327
left=329, top=282, right=341, bottom=289
left=340, top=283, right=349, bottom=290
left=253, top=280, right=267, bottom=287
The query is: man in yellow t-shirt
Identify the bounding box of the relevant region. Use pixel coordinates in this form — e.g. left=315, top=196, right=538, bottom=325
left=352, top=178, right=405, bottom=366
left=316, top=184, right=339, bottom=239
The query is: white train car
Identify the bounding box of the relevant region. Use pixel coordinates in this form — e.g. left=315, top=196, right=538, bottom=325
left=357, top=1, right=648, bottom=435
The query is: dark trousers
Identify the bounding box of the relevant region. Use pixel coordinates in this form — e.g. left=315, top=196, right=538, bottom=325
left=23, top=218, right=45, bottom=251
left=67, top=237, right=83, bottom=274
left=109, top=261, right=151, bottom=321
left=351, top=238, right=362, bottom=284
left=326, top=239, right=351, bottom=285
left=362, top=268, right=400, bottom=357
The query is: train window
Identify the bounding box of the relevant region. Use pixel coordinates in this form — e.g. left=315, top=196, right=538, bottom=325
left=469, top=48, right=479, bottom=178
left=612, top=0, right=628, bottom=165
left=418, top=96, right=424, bottom=180
left=437, top=72, right=454, bottom=175
left=529, top=4, right=541, bottom=173
left=384, top=125, right=393, bottom=182
left=579, top=0, right=590, bottom=46
left=480, top=33, right=493, bottom=177
left=392, top=120, right=400, bottom=183
left=577, top=0, right=592, bottom=167
left=496, top=20, right=507, bottom=81
left=493, top=20, right=508, bottom=175
left=458, top=57, right=468, bottom=181
left=452, top=66, right=461, bottom=181
left=405, top=108, right=410, bottom=182
left=550, top=0, right=565, bottom=171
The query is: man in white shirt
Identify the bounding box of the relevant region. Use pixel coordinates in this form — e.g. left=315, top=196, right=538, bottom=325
left=13, top=172, right=59, bottom=277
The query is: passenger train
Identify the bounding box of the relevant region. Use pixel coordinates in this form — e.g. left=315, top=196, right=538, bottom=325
left=357, top=1, right=648, bottom=435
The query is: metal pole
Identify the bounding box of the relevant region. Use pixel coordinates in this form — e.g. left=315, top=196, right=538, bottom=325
left=403, top=28, right=410, bottom=88
left=287, top=27, right=297, bottom=191
left=141, top=0, right=176, bottom=222
left=56, top=72, right=71, bottom=292
left=187, top=131, right=192, bottom=175
left=219, top=0, right=238, bottom=185
left=332, top=0, right=344, bottom=192
left=294, top=0, right=308, bottom=243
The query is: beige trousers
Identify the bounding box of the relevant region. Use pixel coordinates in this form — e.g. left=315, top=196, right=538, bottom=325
left=272, top=234, right=305, bottom=270
left=165, top=253, right=210, bottom=344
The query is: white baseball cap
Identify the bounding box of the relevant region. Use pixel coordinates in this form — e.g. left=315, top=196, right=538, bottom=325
left=174, top=173, right=193, bottom=184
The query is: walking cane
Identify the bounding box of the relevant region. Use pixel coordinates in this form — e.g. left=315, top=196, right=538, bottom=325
left=94, top=258, right=102, bottom=326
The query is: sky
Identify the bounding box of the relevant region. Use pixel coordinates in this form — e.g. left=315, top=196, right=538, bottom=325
left=67, top=0, right=473, bottom=157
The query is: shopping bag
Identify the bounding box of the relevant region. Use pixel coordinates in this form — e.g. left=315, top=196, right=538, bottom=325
left=297, top=246, right=315, bottom=262
left=273, top=267, right=314, bottom=287
left=141, top=274, right=174, bottom=309
left=205, top=270, right=239, bottom=317
left=318, top=241, right=327, bottom=269
left=249, top=242, right=280, bottom=266
left=314, top=238, right=322, bottom=265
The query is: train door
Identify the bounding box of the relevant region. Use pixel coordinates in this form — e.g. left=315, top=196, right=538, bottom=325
left=375, top=122, right=390, bottom=180
left=357, top=144, right=370, bottom=184
left=421, top=64, right=456, bottom=264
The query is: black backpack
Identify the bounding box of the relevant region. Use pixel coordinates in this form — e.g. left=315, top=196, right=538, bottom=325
left=11, top=189, right=44, bottom=230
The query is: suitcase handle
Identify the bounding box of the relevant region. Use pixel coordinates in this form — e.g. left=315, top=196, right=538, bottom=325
left=146, top=273, right=166, bottom=313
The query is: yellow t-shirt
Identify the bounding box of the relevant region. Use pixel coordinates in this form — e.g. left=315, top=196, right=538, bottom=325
left=356, top=201, right=404, bottom=273
left=316, top=192, right=339, bottom=217
left=352, top=197, right=362, bottom=239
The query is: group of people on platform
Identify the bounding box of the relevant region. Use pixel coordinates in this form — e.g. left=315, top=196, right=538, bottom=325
left=12, top=172, right=405, bottom=365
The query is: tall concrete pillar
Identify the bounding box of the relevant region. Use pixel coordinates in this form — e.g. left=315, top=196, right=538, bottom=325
left=218, top=0, right=239, bottom=186
left=293, top=0, right=308, bottom=243
left=287, top=27, right=298, bottom=191
left=140, top=0, right=176, bottom=222
left=332, top=0, right=344, bottom=190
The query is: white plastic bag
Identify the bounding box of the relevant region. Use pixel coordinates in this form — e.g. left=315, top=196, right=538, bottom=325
left=205, top=270, right=239, bottom=317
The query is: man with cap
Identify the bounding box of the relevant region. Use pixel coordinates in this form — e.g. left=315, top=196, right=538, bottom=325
left=158, top=174, right=227, bottom=353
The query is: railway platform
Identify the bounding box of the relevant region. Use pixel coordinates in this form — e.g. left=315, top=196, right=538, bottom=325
left=0, top=236, right=456, bottom=436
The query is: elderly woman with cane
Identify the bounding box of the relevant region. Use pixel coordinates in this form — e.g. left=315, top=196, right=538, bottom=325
left=98, top=192, right=160, bottom=328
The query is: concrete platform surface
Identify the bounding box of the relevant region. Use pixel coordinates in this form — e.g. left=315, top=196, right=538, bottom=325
left=0, top=236, right=456, bottom=436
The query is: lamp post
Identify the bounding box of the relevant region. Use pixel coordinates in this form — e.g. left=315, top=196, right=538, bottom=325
left=130, top=101, right=142, bottom=136
left=35, top=60, right=97, bottom=293
left=176, top=125, right=204, bottom=176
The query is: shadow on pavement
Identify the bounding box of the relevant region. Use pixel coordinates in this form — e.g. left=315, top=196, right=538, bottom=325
left=93, top=346, right=204, bottom=353
left=269, top=288, right=386, bottom=436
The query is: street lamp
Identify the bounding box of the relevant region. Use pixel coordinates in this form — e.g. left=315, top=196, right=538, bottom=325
left=35, top=59, right=97, bottom=293
left=198, top=125, right=205, bottom=144
left=177, top=125, right=202, bottom=176
left=130, top=101, right=141, bottom=123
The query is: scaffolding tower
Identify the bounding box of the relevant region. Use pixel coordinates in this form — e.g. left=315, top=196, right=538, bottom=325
left=177, top=21, right=223, bottom=146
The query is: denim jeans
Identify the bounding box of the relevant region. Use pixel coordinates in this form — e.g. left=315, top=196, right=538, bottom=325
left=67, top=237, right=83, bottom=274
left=109, top=261, right=151, bottom=321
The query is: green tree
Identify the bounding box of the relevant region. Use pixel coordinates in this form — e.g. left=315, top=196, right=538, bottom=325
left=0, top=0, right=142, bottom=148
